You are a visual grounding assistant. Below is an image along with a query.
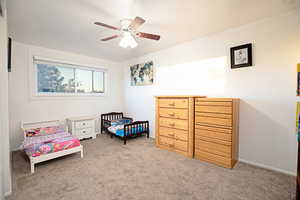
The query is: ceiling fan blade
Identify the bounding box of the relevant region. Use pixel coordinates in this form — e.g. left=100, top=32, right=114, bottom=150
left=101, top=35, right=120, bottom=41
left=129, top=16, right=145, bottom=30
left=137, top=32, right=160, bottom=40
left=94, top=22, right=120, bottom=30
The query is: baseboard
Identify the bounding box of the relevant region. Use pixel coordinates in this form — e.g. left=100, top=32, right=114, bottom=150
left=239, top=158, right=296, bottom=176
left=4, top=189, right=12, bottom=197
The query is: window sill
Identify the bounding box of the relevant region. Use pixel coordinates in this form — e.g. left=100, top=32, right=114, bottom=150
left=30, top=93, right=107, bottom=101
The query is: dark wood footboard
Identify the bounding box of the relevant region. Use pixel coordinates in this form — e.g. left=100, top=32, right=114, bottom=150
left=101, top=112, right=149, bottom=144
left=123, top=121, right=149, bottom=144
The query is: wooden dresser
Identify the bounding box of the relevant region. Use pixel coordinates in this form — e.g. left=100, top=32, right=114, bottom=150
left=155, top=96, right=205, bottom=157
left=194, top=98, right=239, bottom=168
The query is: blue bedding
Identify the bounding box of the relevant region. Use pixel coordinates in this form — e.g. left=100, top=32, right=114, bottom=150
left=110, top=119, right=132, bottom=126
left=107, top=125, right=146, bottom=137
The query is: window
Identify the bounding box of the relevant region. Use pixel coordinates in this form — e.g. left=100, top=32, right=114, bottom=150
left=34, top=57, right=106, bottom=96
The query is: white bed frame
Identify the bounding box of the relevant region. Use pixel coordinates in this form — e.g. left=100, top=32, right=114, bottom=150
left=21, top=120, right=83, bottom=174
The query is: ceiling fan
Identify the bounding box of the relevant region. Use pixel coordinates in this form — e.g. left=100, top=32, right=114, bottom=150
left=94, top=16, right=160, bottom=48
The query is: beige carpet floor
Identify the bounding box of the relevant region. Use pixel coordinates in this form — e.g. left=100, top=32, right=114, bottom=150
left=7, top=134, right=296, bottom=200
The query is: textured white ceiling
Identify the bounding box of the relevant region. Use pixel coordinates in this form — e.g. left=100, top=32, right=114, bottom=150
left=7, top=0, right=300, bottom=62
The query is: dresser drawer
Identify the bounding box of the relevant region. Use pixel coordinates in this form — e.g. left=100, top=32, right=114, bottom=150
left=195, top=113, right=232, bottom=127
left=75, top=120, right=94, bottom=129
left=195, top=99, right=232, bottom=107
left=75, top=127, right=92, bottom=137
left=195, top=125, right=232, bottom=134
left=195, top=105, right=232, bottom=114
left=159, top=98, right=188, bottom=109
left=195, top=127, right=232, bottom=141
left=194, top=150, right=232, bottom=168
left=159, top=108, right=188, bottom=120
left=195, top=139, right=231, bottom=157
left=159, top=118, right=188, bottom=130
left=159, top=127, right=188, bottom=141
left=159, top=136, right=174, bottom=148
left=174, top=139, right=188, bottom=152
left=195, top=135, right=232, bottom=146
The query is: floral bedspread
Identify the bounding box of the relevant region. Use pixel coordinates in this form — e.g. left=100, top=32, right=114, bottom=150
left=23, top=132, right=80, bottom=157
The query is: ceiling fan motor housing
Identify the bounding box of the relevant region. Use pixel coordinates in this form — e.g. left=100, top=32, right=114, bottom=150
left=120, top=19, right=132, bottom=31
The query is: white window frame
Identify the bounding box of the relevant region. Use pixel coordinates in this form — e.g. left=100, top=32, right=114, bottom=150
left=31, top=56, right=108, bottom=98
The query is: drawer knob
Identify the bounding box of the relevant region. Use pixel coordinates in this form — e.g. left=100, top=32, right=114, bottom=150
left=169, top=103, right=175, bottom=106
left=83, top=131, right=86, bottom=133
left=169, top=123, right=175, bottom=127
left=83, top=123, right=86, bottom=125
left=168, top=134, right=174, bottom=137
left=168, top=113, right=175, bottom=116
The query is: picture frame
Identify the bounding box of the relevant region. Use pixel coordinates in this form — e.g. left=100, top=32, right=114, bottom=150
left=0, top=0, right=2, bottom=17
left=130, top=61, right=154, bottom=86
left=230, top=43, right=252, bottom=69
left=297, top=64, right=300, bottom=96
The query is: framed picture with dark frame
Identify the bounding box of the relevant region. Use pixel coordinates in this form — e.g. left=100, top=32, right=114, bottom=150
left=0, top=0, right=3, bottom=17
left=230, top=43, right=252, bottom=69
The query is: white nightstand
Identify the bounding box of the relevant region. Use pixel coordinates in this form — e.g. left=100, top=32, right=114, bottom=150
left=67, top=116, right=97, bottom=140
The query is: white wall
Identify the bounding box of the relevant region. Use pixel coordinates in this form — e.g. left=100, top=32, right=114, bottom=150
left=0, top=0, right=12, bottom=197
left=9, top=42, right=124, bottom=150
left=123, top=9, right=300, bottom=175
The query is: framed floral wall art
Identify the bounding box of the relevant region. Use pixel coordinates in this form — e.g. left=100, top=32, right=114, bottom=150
left=130, top=61, right=153, bottom=86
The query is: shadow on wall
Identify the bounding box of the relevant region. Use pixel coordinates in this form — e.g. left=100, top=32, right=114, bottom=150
left=153, top=56, right=228, bottom=96
left=239, top=99, right=296, bottom=172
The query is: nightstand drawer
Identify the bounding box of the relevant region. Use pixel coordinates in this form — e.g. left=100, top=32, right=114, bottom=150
left=75, top=120, right=94, bottom=129
left=75, top=128, right=92, bottom=136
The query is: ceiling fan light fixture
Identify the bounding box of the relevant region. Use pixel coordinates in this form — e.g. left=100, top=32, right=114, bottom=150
left=95, top=16, right=160, bottom=47
left=119, top=32, right=138, bottom=48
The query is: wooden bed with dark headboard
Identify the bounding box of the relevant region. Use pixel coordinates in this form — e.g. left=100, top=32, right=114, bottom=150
left=101, top=112, right=149, bottom=144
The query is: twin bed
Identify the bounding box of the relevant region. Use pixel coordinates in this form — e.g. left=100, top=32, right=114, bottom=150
left=21, top=113, right=149, bottom=173
left=21, top=120, right=83, bottom=173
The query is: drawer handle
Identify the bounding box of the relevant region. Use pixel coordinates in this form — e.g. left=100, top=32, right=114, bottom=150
left=169, top=103, right=175, bottom=106
left=83, top=131, right=86, bottom=133
left=169, top=123, right=175, bottom=127
left=168, top=113, right=175, bottom=116
left=83, top=123, right=86, bottom=125
left=169, top=144, right=174, bottom=148
left=168, top=133, right=174, bottom=137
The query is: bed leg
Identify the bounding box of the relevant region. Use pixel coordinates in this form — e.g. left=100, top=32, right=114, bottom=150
left=80, top=148, right=83, bottom=158
left=147, top=131, right=150, bottom=138
left=30, top=160, right=35, bottom=174
left=124, top=137, right=127, bottom=145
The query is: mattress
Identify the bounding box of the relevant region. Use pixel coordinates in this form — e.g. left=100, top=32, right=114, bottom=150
left=104, top=118, right=132, bottom=128
left=107, top=125, right=146, bottom=137
left=23, top=132, right=80, bottom=157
